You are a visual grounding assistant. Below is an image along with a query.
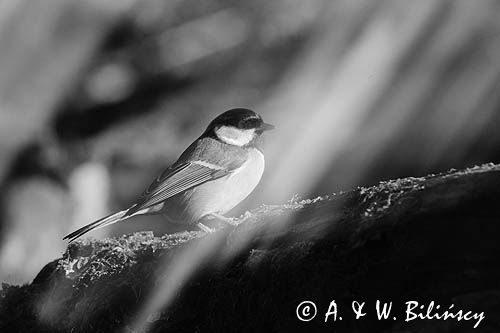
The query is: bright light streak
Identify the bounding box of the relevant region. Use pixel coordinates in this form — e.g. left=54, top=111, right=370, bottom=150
left=127, top=230, right=229, bottom=332
left=261, top=0, right=441, bottom=204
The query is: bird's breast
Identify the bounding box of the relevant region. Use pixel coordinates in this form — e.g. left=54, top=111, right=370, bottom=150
left=165, top=148, right=265, bottom=222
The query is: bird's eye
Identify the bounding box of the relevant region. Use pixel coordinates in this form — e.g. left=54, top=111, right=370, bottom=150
left=240, top=117, right=260, bottom=129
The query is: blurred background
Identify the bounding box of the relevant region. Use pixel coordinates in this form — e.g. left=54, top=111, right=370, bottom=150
left=1, top=0, right=500, bottom=283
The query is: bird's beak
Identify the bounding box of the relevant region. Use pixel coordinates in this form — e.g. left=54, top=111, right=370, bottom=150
left=261, top=122, right=275, bottom=131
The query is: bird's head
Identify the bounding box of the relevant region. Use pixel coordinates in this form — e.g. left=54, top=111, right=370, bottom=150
left=205, top=108, right=274, bottom=146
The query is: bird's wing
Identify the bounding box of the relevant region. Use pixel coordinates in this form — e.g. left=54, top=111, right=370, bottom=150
left=124, top=160, right=232, bottom=216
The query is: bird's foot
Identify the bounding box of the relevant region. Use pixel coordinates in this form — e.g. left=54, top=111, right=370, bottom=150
left=196, top=222, right=216, bottom=233
left=207, top=213, right=239, bottom=226
left=196, top=214, right=238, bottom=233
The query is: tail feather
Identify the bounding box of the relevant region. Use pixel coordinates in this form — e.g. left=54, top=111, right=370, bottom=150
left=63, top=209, right=129, bottom=242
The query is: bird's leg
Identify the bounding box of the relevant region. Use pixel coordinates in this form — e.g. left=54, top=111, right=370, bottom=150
left=196, top=214, right=237, bottom=233
left=196, top=222, right=216, bottom=233
left=206, top=213, right=239, bottom=226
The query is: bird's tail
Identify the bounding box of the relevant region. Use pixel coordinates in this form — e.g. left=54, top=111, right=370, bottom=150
left=63, top=209, right=130, bottom=243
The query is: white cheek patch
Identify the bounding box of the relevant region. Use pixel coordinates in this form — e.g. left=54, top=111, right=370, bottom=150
left=215, top=126, right=256, bottom=146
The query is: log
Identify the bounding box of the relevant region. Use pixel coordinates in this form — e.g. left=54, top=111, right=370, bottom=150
left=1, top=163, right=499, bottom=332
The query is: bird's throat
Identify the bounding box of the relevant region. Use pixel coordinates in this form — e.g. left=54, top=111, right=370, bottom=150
left=215, top=126, right=256, bottom=146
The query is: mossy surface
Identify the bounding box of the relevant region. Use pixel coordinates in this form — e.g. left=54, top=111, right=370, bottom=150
left=1, top=164, right=500, bottom=332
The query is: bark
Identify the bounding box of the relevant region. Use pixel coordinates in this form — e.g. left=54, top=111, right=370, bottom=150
left=1, top=163, right=499, bottom=332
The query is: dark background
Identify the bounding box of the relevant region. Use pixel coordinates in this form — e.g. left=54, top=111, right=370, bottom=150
left=1, top=0, right=499, bottom=284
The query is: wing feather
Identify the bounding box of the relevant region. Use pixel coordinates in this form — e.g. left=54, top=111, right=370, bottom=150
left=124, top=161, right=229, bottom=216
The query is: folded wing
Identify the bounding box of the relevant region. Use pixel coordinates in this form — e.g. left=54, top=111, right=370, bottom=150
left=124, top=161, right=230, bottom=217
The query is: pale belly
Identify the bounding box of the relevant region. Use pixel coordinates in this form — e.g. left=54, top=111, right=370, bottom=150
left=161, top=148, right=265, bottom=223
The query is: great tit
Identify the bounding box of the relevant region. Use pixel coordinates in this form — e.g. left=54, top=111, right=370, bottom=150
left=64, top=108, right=274, bottom=242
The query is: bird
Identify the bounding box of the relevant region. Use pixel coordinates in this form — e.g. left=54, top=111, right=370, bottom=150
left=63, top=108, right=274, bottom=242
